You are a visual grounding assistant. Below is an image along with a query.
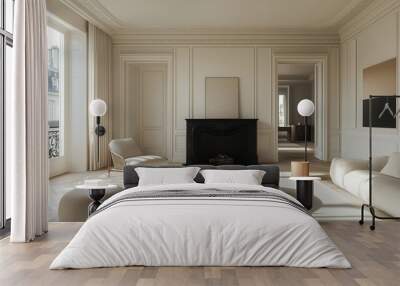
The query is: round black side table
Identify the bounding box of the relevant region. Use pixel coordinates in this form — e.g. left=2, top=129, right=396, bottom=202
left=289, top=177, right=321, bottom=210
left=76, top=184, right=118, bottom=216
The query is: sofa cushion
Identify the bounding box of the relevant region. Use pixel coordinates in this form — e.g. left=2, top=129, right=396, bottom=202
left=109, top=138, right=143, bottom=159
left=59, top=188, right=122, bottom=222
left=125, top=155, right=165, bottom=166
left=343, top=170, right=379, bottom=201
left=381, top=152, right=400, bottom=179
left=330, top=156, right=389, bottom=188
left=343, top=170, right=400, bottom=217
left=330, top=158, right=369, bottom=188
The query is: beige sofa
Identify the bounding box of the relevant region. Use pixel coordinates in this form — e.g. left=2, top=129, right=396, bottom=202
left=330, top=155, right=400, bottom=217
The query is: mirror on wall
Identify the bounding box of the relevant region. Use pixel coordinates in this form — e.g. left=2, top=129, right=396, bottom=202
left=362, top=58, right=397, bottom=128
left=205, top=77, right=239, bottom=118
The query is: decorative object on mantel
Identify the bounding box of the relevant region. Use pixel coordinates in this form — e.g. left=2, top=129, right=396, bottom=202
left=359, top=95, right=400, bottom=231
left=291, top=99, right=315, bottom=177
left=89, top=99, right=107, bottom=167
left=209, top=154, right=234, bottom=165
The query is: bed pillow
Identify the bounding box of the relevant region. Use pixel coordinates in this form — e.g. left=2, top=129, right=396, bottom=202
left=135, top=167, right=201, bottom=186
left=200, top=169, right=266, bottom=185
left=381, top=152, right=400, bottom=179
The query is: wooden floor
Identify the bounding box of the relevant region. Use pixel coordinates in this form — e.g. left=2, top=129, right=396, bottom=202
left=0, top=222, right=399, bottom=286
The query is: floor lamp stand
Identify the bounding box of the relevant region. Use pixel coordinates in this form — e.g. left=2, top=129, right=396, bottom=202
left=359, top=95, right=400, bottom=230
left=94, top=116, right=106, bottom=169
left=304, top=116, right=308, bottom=162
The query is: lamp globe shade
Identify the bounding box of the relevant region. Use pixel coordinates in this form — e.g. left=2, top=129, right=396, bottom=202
left=297, top=99, right=315, bottom=117
left=89, top=99, right=107, bottom=116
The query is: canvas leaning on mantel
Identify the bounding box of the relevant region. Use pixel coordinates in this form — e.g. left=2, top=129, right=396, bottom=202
left=205, top=77, right=239, bottom=118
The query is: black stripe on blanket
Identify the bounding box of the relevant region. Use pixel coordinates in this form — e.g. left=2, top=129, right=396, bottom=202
left=90, top=189, right=310, bottom=217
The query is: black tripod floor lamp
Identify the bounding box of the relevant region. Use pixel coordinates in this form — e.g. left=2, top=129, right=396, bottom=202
left=89, top=99, right=107, bottom=168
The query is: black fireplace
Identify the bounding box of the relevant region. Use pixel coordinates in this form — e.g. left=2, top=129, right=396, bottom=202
left=186, top=119, right=258, bottom=165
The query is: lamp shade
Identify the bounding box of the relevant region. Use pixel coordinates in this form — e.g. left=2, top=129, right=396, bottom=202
left=297, top=99, right=315, bottom=117
left=89, top=99, right=107, bottom=116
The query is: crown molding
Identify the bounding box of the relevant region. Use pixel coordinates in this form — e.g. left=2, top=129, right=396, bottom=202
left=58, top=0, right=364, bottom=45
left=339, top=0, right=400, bottom=42
left=111, top=32, right=340, bottom=46
left=59, top=0, right=123, bottom=35
left=323, top=0, right=374, bottom=29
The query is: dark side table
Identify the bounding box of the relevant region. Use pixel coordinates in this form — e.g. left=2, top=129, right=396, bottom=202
left=289, top=177, right=321, bottom=210
left=76, top=184, right=118, bottom=216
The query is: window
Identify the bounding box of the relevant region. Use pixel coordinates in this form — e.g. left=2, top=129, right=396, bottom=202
left=1, top=0, right=14, bottom=230
left=278, top=87, right=289, bottom=127
left=47, top=26, right=64, bottom=159
left=278, top=94, right=286, bottom=126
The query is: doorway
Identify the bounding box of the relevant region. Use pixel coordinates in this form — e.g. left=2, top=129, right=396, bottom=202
left=130, top=63, right=168, bottom=157
left=277, top=63, right=316, bottom=163
left=272, top=54, right=328, bottom=165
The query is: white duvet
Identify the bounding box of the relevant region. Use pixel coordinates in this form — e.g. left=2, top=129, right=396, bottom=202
left=50, top=183, right=350, bottom=269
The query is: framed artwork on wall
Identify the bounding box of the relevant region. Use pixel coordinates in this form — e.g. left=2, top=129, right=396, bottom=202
left=205, top=77, right=239, bottom=118
left=362, top=97, right=396, bottom=128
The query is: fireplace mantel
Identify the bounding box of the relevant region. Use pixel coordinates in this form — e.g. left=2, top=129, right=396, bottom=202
left=186, top=119, right=258, bottom=165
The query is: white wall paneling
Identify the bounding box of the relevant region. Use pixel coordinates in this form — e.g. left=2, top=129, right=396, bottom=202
left=340, top=3, right=400, bottom=160
left=115, top=54, right=174, bottom=160
left=138, top=64, right=168, bottom=156
left=192, top=47, right=255, bottom=119
left=113, top=43, right=339, bottom=163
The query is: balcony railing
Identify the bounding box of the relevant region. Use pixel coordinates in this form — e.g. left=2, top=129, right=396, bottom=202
left=48, top=127, right=60, bottom=158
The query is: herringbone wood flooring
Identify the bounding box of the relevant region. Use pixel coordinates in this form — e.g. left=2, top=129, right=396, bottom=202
left=0, top=222, right=399, bottom=286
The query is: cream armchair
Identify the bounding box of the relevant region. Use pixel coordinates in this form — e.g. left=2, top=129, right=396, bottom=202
left=109, top=138, right=167, bottom=170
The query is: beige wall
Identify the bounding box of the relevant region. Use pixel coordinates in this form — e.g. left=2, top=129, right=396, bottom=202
left=112, top=44, right=340, bottom=163
left=340, top=2, right=400, bottom=159
left=363, top=58, right=396, bottom=98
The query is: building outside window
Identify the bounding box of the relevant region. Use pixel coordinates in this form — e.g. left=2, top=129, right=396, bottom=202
left=47, top=26, right=64, bottom=159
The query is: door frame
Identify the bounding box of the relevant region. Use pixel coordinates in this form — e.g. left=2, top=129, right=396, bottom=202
left=272, top=53, right=329, bottom=161
left=119, top=54, right=174, bottom=160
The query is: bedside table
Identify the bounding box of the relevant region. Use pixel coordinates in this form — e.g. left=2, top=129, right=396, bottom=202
left=289, top=177, right=321, bottom=210
left=76, top=183, right=118, bottom=216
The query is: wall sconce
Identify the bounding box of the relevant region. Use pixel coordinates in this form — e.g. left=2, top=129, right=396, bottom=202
left=89, top=99, right=107, bottom=165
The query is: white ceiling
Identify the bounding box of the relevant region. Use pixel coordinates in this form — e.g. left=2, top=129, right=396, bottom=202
left=65, top=0, right=373, bottom=33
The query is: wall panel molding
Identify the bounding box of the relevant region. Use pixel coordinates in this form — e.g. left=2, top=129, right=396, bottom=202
left=118, top=54, right=174, bottom=160
left=112, top=33, right=340, bottom=46
left=114, top=45, right=339, bottom=163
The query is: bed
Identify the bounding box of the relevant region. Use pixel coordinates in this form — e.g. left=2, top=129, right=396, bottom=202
left=50, top=165, right=350, bottom=269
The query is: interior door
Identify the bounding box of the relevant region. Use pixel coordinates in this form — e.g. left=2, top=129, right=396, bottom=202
left=138, top=64, right=168, bottom=157
left=314, top=63, right=323, bottom=160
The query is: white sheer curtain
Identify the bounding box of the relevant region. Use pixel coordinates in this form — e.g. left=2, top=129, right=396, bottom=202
left=8, top=0, right=48, bottom=242
left=88, top=23, right=112, bottom=170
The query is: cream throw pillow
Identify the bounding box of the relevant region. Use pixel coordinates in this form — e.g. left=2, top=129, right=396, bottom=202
left=136, top=167, right=200, bottom=186
left=381, top=152, right=400, bottom=179
left=200, top=169, right=266, bottom=185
